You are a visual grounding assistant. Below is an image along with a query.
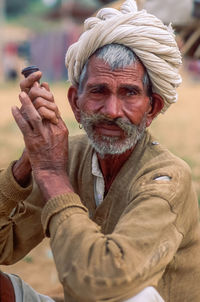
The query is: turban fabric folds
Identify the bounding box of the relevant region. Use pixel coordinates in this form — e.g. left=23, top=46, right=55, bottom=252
left=65, top=0, right=182, bottom=113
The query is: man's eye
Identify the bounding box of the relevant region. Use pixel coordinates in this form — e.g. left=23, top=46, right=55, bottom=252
left=90, top=88, right=103, bottom=94
left=91, top=89, right=101, bottom=93
left=120, top=87, right=138, bottom=97
left=126, top=90, right=137, bottom=96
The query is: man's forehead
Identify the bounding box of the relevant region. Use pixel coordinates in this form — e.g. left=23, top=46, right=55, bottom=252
left=86, top=55, right=145, bottom=83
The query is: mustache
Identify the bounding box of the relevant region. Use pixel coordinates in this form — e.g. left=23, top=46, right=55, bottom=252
left=80, top=112, right=137, bottom=136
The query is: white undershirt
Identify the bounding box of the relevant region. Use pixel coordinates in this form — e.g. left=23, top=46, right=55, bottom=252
left=92, top=152, right=105, bottom=207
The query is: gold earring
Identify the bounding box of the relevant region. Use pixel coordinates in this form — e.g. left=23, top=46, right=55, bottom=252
left=79, top=124, right=83, bottom=129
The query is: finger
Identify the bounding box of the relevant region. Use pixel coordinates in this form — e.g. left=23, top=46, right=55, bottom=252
left=33, top=97, right=60, bottom=117
left=20, top=107, right=34, bottom=129
left=29, top=86, right=54, bottom=103
left=11, top=106, right=31, bottom=135
left=33, top=81, right=40, bottom=88
left=19, top=92, right=43, bottom=131
left=20, top=71, right=42, bottom=91
left=41, top=82, right=50, bottom=92
left=38, top=107, right=59, bottom=124
left=24, top=81, right=40, bottom=98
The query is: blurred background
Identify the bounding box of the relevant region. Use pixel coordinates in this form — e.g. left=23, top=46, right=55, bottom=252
left=0, top=0, right=200, bottom=300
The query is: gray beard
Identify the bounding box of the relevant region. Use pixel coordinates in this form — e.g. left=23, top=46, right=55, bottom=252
left=80, top=112, right=147, bottom=157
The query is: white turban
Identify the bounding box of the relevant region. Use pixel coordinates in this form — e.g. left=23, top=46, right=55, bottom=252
left=65, top=0, right=182, bottom=113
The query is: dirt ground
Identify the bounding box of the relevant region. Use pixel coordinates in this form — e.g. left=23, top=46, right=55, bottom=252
left=0, top=63, right=200, bottom=299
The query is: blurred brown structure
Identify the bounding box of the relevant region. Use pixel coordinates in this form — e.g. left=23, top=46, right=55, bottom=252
left=143, top=0, right=200, bottom=60
left=178, top=20, right=200, bottom=59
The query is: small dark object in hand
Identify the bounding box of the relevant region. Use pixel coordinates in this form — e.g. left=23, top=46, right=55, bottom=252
left=21, top=66, right=39, bottom=78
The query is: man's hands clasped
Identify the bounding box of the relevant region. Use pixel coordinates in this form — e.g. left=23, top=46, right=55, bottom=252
left=12, top=71, right=73, bottom=200
left=12, top=91, right=69, bottom=176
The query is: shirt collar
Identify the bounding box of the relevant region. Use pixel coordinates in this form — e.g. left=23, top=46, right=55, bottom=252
left=92, top=152, right=103, bottom=178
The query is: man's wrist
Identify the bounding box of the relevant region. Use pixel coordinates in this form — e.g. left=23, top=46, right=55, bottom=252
left=33, top=170, right=74, bottom=203
left=12, top=158, right=32, bottom=188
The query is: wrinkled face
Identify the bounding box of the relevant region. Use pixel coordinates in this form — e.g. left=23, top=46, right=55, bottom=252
left=76, top=56, right=152, bottom=156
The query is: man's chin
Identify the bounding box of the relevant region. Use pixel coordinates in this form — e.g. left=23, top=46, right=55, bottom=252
left=88, top=135, right=136, bottom=157
left=81, top=114, right=146, bottom=156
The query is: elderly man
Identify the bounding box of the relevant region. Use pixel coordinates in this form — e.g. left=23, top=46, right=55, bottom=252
left=0, top=0, right=200, bottom=301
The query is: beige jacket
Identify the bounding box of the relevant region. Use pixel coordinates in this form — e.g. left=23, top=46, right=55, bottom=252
left=0, top=131, right=200, bottom=301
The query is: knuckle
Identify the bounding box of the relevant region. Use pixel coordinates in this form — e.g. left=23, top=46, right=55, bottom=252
left=42, top=82, right=50, bottom=91
left=25, top=75, right=36, bottom=87
left=38, top=107, right=49, bottom=116
left=30, top=86, right=38, bottom=94
left=51, top=103, right=57, bottom=110
left=29, top=87, right=43, bottom=101
left=45, top=91, right=54, bottom=102
left=28, top=72, right=39, bottom=82
left=38, top=107, right=44, bottom=116
left=33, top=97, right=43, bottom=107
left=28, top=87, right=36, bottom=99
left=20, top=80, right=26, bottom=90
left=49, top=92, right=54, bottom=100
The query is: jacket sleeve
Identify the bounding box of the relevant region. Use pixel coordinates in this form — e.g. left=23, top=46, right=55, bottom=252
left=41, top=164, right=194, bottom=301
left=0, top=162, right=44, bottom=264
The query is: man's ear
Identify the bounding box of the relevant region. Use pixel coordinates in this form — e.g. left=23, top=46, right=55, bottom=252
left=146, top=93, right=164, bottom=127
left=67, top=85, right=81, bottom=123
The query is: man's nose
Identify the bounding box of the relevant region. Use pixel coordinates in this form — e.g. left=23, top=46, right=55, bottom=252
left=100, top=95, right=123, bottom=119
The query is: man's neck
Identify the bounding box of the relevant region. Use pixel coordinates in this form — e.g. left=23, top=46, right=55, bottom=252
left=97, top=147, right=134, bottom=195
